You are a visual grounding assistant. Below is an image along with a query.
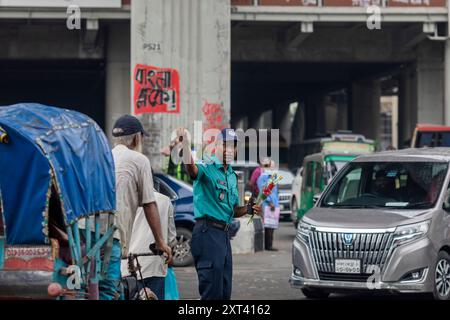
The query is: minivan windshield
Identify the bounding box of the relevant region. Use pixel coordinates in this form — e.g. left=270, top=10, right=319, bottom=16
left=321, top=161, right=448, bottom=209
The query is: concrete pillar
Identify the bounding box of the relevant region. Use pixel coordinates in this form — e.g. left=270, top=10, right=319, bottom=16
left=304, top=93, right=321, bottom=139
left=351, top=79, right=381, bottom=141
left=131, top=0, right=231, bottom=170
left=398, top=67, right=417, bottom=148
left=335, top=93, right=348, bottom=131
left=445, top=38, right=450, bottom=125
left=290, top=101, right=305, bottom=169
left=274, top=104, right=291, bottom=146
left=253, top=109, right=272, bottom=130
left=105, top=22, right=131, bottom=142
left=416, top=41, right=444, bottom=125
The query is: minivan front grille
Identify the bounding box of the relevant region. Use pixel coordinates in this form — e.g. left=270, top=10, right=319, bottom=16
left=308, top=230, right=394, bottom=274
left=278, top=194, right=291, bottom=202
left=318, top=271, right=372, bottom=283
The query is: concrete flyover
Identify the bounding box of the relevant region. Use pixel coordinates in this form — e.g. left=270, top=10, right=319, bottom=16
left=229, top=0, right=450, bottom=168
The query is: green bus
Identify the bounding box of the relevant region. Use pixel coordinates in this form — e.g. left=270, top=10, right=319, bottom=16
left=295, top=135, right=375, bottom=226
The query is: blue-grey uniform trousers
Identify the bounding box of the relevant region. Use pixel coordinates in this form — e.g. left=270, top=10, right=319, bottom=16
left=191, top=218, right=232, bottom=300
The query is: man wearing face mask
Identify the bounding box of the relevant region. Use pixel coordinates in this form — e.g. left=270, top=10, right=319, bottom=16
left=177, top=127, right=262, bottom=300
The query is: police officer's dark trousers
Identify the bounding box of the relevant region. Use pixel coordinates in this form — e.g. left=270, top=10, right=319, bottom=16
left=191, top=218, right=232, bottom=300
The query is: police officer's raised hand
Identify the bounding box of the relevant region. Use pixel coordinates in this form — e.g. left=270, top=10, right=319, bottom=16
left=176, top=127, right=190, bottom=144
left=175, top=127, right=198, bottom=179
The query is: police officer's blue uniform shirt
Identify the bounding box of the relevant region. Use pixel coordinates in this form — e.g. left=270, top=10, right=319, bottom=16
left=193, top=155, right=239, bottom=224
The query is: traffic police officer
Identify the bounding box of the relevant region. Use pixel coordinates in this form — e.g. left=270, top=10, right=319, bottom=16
left=178, top=127, right=262, bottom=300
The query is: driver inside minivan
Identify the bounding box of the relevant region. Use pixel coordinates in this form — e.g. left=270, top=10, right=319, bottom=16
left=372, top=169, right=397, bottom=200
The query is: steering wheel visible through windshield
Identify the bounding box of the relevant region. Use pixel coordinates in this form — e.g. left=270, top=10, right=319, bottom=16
left=321, top=161, right=448, bottom=209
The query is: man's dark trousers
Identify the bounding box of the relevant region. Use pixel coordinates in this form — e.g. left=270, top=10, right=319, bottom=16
left=191, top=218, right=232, bottom=300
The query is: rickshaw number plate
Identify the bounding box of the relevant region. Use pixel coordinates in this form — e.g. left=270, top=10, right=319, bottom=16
left=335, top=259, right=360, bottom=274
left=5, top=246, right=51, bottom=260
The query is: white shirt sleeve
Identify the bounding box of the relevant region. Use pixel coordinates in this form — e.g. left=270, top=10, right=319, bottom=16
left=138, top=156, right=156, bottom=205
left=167, top=203, right=177, bottom=246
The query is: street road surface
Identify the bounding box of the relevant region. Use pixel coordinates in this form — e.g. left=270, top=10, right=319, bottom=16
left=175, top=221, right=432, bottom=300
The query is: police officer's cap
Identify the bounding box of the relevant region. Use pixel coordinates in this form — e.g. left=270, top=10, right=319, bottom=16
left=216, top=128, right=240, bottom=142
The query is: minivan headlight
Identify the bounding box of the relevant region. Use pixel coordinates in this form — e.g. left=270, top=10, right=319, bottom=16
left=296, top=221, right=313, bottom=243
left=393, top=220, right=430, bottom=247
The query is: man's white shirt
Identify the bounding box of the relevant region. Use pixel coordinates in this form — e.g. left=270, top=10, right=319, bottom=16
left=78, top=144, right=156, bottom=256
left=121, top=191, right=176, bottom=278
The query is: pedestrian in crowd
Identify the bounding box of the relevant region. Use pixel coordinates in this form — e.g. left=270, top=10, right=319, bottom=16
left=248, top=158, right=270, bottom=197
left=178, top=127, right=262, bottom=300
left=257, top=160, right=280, bottom=251
left=80, top=114, right=172, bottom=300
left=121, top=191, right=177, bottom=300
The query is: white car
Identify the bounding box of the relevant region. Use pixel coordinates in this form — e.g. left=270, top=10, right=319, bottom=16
left=290, top=167, right=303, bottom=227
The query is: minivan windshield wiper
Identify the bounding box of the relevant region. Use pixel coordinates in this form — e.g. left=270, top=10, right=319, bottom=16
left=326, top=203, right=387, bottom=209
left=403, top=201, right=432, bottom=209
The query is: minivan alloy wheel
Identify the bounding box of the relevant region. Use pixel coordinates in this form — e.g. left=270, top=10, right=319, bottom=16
left=172, top=227, right=195, bottom=267
left=436, top=258, right=450, bottom=297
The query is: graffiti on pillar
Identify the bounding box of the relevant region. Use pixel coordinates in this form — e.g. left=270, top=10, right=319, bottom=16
left=133, top=64, right=180, bottom=115
left=202, top=100, right=226, bottom=132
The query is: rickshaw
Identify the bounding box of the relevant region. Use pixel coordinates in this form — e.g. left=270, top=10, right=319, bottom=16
left=0, top=103, right=116, bottom=300
left=295, top=133, right=375, bottom=224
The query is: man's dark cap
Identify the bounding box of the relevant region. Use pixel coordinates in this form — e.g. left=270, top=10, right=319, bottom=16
left=112, top=114, right=149, bottom=137
left=216, top=128, right=240, bottom=142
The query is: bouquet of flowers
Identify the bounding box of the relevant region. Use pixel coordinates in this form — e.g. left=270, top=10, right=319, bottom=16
left=247, top=173, right=283, bottom=225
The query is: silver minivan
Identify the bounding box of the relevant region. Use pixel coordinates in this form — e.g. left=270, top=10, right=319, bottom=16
left=290, top=148, right=450, bottom=300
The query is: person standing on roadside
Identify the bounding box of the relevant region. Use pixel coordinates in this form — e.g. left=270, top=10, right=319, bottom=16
left=257, top=160, right=280, bottom=251
left=177, top=127, right=262, bottom=300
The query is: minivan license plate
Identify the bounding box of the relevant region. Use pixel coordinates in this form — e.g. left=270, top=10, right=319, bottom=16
left=335, top=259, right=360, bottom=274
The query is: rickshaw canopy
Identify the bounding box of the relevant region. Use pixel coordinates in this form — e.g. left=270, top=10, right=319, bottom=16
left=0, top=103, right=115, bottom=245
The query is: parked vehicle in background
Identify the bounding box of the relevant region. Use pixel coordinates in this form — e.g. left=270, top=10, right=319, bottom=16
left=277, top=168, right=295, bottom=221
left=291, top=167, right=303, bottom=223
left=411, top=124, right=450, bottom=148
left=153, top=173, right=240, bottom=267
left=291, top=148, right=450, bottom=300
left=294, top=133, right=375, bottom=226
left=294, top=131, right=371, bottom=169
left=232, top=161, right=259, bottom=203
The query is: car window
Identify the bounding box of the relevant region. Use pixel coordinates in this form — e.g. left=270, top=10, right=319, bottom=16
left=322, top=162, right=448, bottom=209
left=418, top=132, right=450, bottom=147
left=314, top=162, right=323, bottom=192
left=303, top=162, right=314, bottom=188
left=153, top=177, right=177, bottom=200
left=336, top=167, right=362, bottom=203
left=442, top=133, right=450, bottom=147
